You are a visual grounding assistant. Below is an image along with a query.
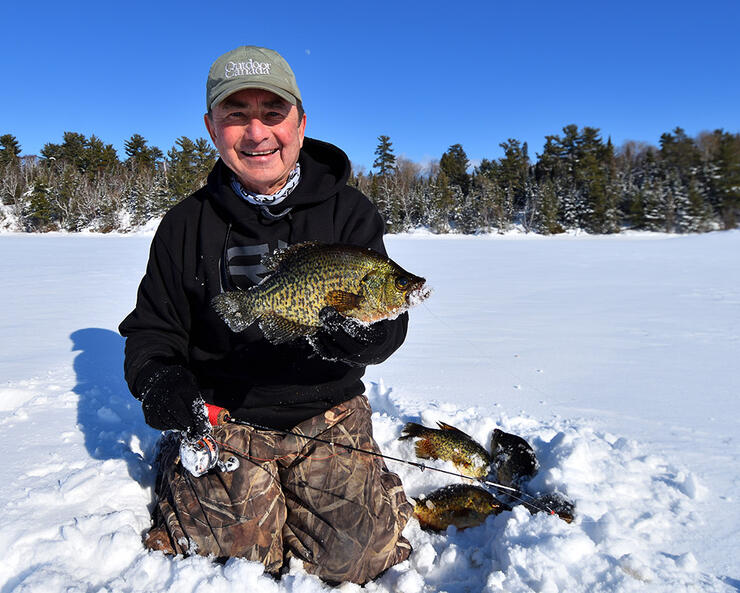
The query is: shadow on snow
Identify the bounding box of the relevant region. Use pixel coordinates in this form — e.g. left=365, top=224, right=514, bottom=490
left=70, top=327, right=159, bottom=487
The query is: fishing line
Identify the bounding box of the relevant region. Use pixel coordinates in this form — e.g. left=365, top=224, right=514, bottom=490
left=204, top=406, right=560, bottom=517
left=409, top=300, right=589, bottom=519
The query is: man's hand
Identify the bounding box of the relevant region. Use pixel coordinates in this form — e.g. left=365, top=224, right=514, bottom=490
left=310, top=307, right=389, bottom=367
left=139, top=364, right=211, bottom=439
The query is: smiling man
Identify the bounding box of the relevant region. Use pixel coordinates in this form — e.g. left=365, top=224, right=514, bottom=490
left=205, top=89, right=305, bottom=195
left=119, top=46, right=413, bottom=584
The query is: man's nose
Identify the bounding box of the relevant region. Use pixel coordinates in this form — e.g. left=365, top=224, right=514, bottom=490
left=244, top=117, right=269, bottom=142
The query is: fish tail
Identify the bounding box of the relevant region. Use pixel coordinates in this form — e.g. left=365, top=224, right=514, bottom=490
left=398, top=422, right=429, bottom=440
left=211, top=291, right=261, bottom=332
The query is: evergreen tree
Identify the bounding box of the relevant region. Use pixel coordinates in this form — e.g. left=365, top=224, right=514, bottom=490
left=487, top=176, right=513, bottom=232
left=453, top=186, right=479, bottom=234
left=429, top=170, right=454, bottom=232
left=708, top=130, right=740, bottom=228
left=25, top=176, right=57, bottom=231
left=535, top=125, right=581, bottom=229
left=85, top=135, right=120, bottom=177
left=578, top=130, right=618, bottom=233
left=535, top=179, right=563, bottom=234
left=497, top=139, right=529, bottom=210
left=372, top=135, right=396, bottom=177
left=0, top=134, right=22, bottom=166
left=41, top=132, right=88, bottom=171
left=659, top=127, right=701, bottom=183
left=475, top=158, right=497, bottom=180
left=680, top=178, right=713, bottom=232
left=166, top=137, right=217, bottom=207
left=439, top=143, right=470, bottom=194
left=124, top=134, right=163, bottom=172
left=39, top=131, right=120, bottom=178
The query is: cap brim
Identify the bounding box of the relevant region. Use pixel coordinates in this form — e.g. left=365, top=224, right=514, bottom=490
left=209, top=81, right=298, bottom=111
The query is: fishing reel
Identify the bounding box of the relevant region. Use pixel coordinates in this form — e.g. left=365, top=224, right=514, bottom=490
left=179, top=433, right=240, bottom=477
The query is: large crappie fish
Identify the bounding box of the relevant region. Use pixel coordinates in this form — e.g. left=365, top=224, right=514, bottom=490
left=212, top=241, right=428, bottom=345
left=399, top=421, right=492, bottom=479
left=412, top=484, right=509, bottom=531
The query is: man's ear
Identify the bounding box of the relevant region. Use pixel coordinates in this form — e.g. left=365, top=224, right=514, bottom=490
left=204, top=113, right=217, bottom=144
left=298, top=112, right=307, bottom=147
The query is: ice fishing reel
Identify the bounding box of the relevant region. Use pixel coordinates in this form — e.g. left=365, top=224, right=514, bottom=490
left=179, top=433, right=240, bottom=477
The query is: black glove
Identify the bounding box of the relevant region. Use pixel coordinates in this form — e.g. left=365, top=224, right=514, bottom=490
left=310, top=307, right=389, bottom=367
left=137, top=363, right=211, bottom=438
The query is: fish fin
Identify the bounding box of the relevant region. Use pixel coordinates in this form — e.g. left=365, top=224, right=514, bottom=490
left=450, top=453, right=475, bottom=475
left=211, top=291, right=260, bottom=333
left=260, top=241, right=325, bottom=272
left=398, top=422, right=428, bottom=440
left=414, top=515, right=439, bottom=531
left=436, top=421, right=474, bottom=439
left=259, top=312, right=315, bottom=345
left=414, top=439, right=436, bottom=460
left=325, top=290, right=363, bottom=313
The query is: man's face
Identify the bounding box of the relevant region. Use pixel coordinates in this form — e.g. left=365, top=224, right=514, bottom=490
left=204, top=88, right=306, bottom=195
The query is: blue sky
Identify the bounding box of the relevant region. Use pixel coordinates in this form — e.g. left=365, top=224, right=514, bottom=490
left=3, top=0, right=739, bottom=171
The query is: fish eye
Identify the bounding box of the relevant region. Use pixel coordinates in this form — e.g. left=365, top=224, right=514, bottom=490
left=395, top=276, right=410, bottom=290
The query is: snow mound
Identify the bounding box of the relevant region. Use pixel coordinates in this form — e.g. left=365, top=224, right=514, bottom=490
left=367, top=383, right=719, bottom=593
left=0, top=371, right=725, bottom=593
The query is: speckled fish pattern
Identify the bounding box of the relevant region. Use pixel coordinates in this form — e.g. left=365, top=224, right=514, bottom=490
left=211, top=242, right=427, bottom=344
left=412, top=483, right=508, bottom=531
left=399, top=421, right=493, bottom=479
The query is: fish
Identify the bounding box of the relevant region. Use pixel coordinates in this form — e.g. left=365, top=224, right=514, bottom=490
left=399, top=421, right=492, bottom=479
left=488, top=430, right=574, bottom=523
left=212, top=242, right=428, bottom=344
left=412, top=484, right=509, bottom=531
left=489, top=428, right=540, bottom=487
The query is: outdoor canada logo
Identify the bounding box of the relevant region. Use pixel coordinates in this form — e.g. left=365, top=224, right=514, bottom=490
left=224, top=59, right=271, bottom=78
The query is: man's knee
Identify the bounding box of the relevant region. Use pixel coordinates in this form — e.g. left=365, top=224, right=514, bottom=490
left=310, top=530, right=412, bottom=585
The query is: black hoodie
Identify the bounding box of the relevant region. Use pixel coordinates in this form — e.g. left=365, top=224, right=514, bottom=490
left=119, top=138, right=408, bottom=429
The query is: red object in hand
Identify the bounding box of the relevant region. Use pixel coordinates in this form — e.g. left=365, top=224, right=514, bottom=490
left=206, top=404, right=231, bottom=426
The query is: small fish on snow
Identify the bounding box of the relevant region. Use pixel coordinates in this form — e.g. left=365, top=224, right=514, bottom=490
left=489, top=428, right=539, bottom=487
left=412, top=483, right=509, bottom=531
left=399, top=421, right=492, bottom=479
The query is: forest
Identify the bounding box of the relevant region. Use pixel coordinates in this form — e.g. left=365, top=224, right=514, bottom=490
left=1, top=125, right=738, bottom=234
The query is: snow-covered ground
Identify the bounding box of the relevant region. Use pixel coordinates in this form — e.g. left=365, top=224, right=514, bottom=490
left=0, top=230, right=738, bottom=592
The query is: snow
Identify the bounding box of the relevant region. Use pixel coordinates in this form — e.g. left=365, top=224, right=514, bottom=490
left=0, top=230, right=738, bottom=592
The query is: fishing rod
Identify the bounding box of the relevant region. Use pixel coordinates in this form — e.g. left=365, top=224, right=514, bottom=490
left=197, top=404, right=559, bottom=516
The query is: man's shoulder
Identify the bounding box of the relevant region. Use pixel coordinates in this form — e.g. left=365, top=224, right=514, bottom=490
left=169, top=185, right=214, bottom=216
left=337, top=184, right=380, bottom=218
left=156, top=187, right=213, bottom=234
left=337, top=183, right=371, bottom=203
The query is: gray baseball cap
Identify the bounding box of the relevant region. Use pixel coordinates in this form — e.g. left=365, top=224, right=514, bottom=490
left=206, top=46, right=302, bottom=111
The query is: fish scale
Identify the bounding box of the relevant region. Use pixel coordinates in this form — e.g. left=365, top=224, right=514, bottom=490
left=399, top=421, right=492, bottom=479
left=413, top=484, right=509, bottom=531
left=212, top=242, right=428, bottom=344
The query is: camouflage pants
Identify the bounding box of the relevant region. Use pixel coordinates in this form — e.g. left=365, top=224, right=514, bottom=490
left=145, top=395, right=413, bottom=584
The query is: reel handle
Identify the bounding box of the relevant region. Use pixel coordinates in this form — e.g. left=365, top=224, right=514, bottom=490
left=206, top=403, right=231, bottom=426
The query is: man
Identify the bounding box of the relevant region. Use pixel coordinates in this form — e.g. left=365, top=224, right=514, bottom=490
left=119, top=46, right=413, bottom=584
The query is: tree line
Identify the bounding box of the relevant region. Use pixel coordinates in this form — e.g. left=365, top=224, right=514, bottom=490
left=1, top=125, right=739, bottom=234
left=0, top=132, right=216, bottom=232
left=355, top=127, right=740, bottom=235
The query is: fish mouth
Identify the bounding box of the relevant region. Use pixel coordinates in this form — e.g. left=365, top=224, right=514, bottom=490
left=405, top=279, right=431, bottom=307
